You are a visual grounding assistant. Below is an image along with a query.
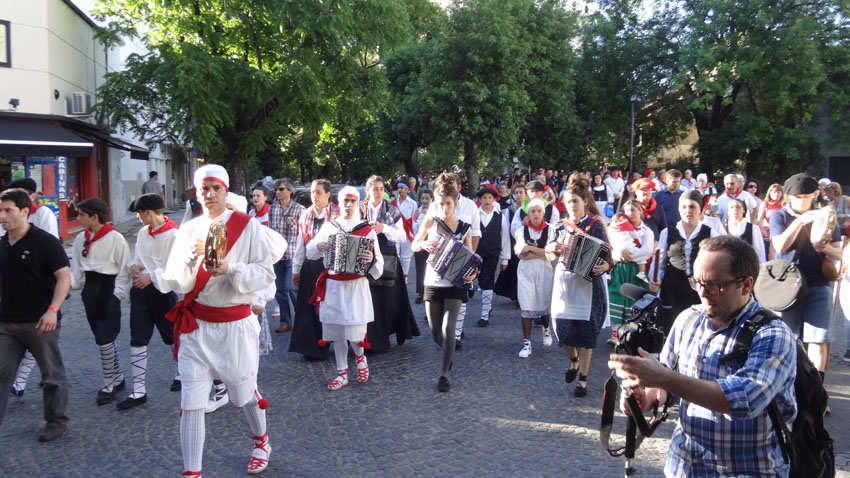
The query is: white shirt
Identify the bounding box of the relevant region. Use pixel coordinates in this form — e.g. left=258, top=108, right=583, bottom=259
left=681, top=177, right=697, bottom=191
left=163, top=210, right=275, bottom=308
left=604, top=176, right=625, bottom=198
left=715, top=189, right=757, bottom=222
left=70, top=228, right=132, bottom=301
left=366, top=201, right=407, bottom=244
left=292, top=206, right=330, bottom=275
left=426, top=194, right=481, bottom=238
left=609, top=223, right=655, bottom=264
left=394, top=196, right=418, bottom=221
left=306, top=217, right=382, bottom=325
left=726, top=219, right=765, bottom=265
left=478, top=206, right=511, bottom=264
left=130, top=221, right=179, bottom=294
left=31, top=206, right=58, bottom=238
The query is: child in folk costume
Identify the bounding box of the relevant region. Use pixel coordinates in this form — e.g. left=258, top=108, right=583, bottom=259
left=514, top=199, right=555, bottom=358
left=164, top=165, right=283, bottom=476
left=6, top=178, right=60, bottom=398
left=392, top=181, right=418, bottom=283
left=412, top=189, right=433, bottom=304
left=412, top=184, right=478, bottom=392
left=70, top=198, right=131, bottom=406
left=546, top=181, right=611, bottom=397
left=289, top=179, right=340, bottom=361
left=475, top=186, right=510, bottom=327
left=249, top=186, right=271, bottom=226
left=606, top=201, right=654, bottom=344
left=306, top=186, right=381, bottom=390
left=116, top=194, right=180, bottom=410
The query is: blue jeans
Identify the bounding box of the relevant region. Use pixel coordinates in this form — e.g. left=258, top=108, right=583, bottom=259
left=274, top=259, right=297, bottom=326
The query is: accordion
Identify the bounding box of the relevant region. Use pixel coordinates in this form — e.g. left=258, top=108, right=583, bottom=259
left=326, top=232, right=372, bottom=276
left=427, top=234, right=483, bottom=288
left=557, top=227, right=611, bottom=282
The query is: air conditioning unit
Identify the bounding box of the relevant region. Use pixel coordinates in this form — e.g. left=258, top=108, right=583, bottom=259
left=67, top=91, right=92, bottom=116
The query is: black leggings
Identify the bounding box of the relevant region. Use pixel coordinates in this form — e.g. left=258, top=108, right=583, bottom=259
left=426, top=299, right=462, bottom=377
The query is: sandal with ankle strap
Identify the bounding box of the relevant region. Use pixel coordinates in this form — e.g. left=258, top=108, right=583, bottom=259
left=328, top=370, right=348, bottom=391
left=565, top=357, right=580, bottom=383
left=355, top=354, right=369, bottom=383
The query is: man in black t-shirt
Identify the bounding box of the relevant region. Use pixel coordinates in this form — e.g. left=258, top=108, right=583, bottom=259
left=0, top=188, right=71, bottom=442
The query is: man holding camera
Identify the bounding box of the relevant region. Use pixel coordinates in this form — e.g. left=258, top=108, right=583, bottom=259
left=609, top=236, right=797, bottom=477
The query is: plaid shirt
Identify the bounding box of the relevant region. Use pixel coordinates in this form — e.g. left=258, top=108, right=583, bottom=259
left=268, top=199, right=304, bottom=261
left=662, top=299, right=797, bottom=477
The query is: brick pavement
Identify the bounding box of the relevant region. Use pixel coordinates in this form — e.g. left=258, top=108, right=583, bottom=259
left=1, top=209, right=848, bottom=477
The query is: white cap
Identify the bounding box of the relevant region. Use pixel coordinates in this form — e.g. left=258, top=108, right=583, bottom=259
left=225, top=192, right=248, bottom=212
left=527, top=198, right=545, bottom=211
left=819, top=178, right=831, bottom=186
left=338, top=185, right=360, bottom=204
left=194, top=164, right=229, bottom=191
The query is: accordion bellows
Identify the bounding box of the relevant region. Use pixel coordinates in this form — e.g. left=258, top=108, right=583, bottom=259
left=326, top=232, right=372, bottom=275
left=557, top=227, right=611, bottom=282
left=427, top=234, right=482, bottom=288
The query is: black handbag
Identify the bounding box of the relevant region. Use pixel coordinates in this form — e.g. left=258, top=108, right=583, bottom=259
left=754, top=231, right=807, bottom=311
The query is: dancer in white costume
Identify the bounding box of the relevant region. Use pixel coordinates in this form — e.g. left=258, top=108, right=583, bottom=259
left=164, top=165, right=281, bottom=476
left=307, top=186, right=382, bottom=390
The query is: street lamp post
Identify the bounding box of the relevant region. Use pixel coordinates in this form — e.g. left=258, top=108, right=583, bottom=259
left=628, top=94, right=645, bottom=182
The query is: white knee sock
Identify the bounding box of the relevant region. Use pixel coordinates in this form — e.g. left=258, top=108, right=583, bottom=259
left=99, top=343, right=117, bottom=391
left=13, top=351, right=36, bottom=392
left=351, top=342, right=364, bottom=357
left=481, top=290, right=493, bottom=320
left=180, top=409, right=205, bottom=472
left=111, top=341, right=124, bottom=385
left=129, top=346, right=147, bottom=398
left=242, top=391, right=267, bottom=437
left=333, top=341, right=349, bottom=371
left=173, top=346, right=180, bottom=380
left=455, top=303, right=467, bottom=340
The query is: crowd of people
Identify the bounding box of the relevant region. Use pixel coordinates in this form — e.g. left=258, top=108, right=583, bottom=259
left=0, top=162, right=846, bottom=477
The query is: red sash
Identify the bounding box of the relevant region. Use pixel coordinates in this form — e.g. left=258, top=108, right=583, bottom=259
left=309, top=223, right=372, bottom=314
left=392, top=198, right=415, bottom=242
left=165, top=211, right=252, bottom=360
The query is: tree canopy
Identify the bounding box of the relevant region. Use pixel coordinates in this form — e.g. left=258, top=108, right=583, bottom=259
left=93, top=0, right=850, bottom=188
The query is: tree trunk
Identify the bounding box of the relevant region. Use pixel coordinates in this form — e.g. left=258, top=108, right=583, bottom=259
left=464, top=141, right=480, bottom=195
left=227, top=154, right=248, bottom=197
left=403, top=145, right=419, bottom=179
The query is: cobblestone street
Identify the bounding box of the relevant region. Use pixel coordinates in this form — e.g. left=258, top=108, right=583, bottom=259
left=1, top=211, right=849, bottom=477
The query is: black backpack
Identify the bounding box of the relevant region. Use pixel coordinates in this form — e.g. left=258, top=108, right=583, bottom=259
left=691, top=309, right=835, bottom=478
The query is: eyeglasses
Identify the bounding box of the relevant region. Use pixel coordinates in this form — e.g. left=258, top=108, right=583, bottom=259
left=746, top=185, right=757, bottom=189
left=688, top=276, right=745, bottom=295
left=276, top=188, right=288, bottom=191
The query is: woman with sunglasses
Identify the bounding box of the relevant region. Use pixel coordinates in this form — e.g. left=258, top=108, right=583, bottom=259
left=70, top=198, right=132, bottom=406
left=744, top=180, right=762, bottom=217
left=649, top=190, right=720, bottom=335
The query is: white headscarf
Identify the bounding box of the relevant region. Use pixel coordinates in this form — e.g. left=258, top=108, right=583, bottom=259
left=225, top=192, right=248, bottom=213
left=193, top=164, right=229, bottom=192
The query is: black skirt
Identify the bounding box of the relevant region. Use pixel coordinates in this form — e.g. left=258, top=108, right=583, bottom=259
left=367, top=234, right=419, bottom=353
left=288, top=258, right=329, bottom=360
left=424, top=285, right=468, bottom=303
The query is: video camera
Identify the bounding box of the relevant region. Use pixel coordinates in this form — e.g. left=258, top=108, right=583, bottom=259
left=614, top=283, right=666, bottom=357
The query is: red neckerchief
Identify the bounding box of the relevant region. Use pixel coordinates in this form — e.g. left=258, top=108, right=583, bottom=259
left=83, top=223, right=116, bottom=257
left=528, top=220, right=547, bottom=232
left=149, top=218, right=177, bottom=237
left=300, top=203, right=340, bottom=244
left=725, top=188, right=742, bottom=199
left=310, top=222, right=372, bottom=313
left=642, top=199, right=658, bottom=218
left=166, top=211, right=252, bottom=360
left=764, top=200, right=782, bottom=213
left=31, top=202, right=41, bottom=213
left=253, top=202, right=270, bottom=218
left=611, top=217, right=638, bottom=232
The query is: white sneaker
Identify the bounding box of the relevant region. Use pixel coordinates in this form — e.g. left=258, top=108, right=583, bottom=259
left=636, top=271, right=650, bottom=283
left=518, top=340, right=532, bottom=358
left=542, top=327, right=553, bottom=346
left=205, top=392, right=229, bottom=414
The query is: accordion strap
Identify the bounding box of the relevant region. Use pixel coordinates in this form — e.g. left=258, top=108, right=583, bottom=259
left=437, top=219, right=468, bottom=240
